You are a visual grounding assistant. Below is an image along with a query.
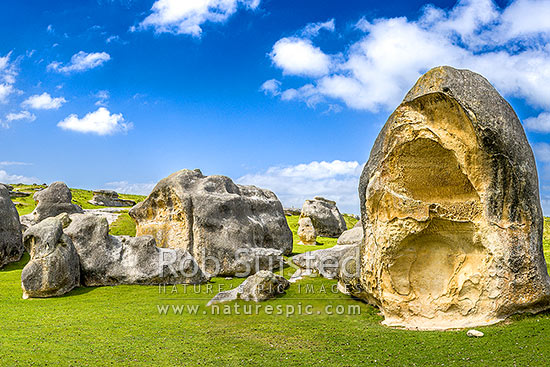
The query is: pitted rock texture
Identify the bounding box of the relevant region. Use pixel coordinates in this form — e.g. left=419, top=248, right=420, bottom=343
left=31, top=182, right=83, bottom=223
left=128, top=169, right=293, bottom=277
left=21, top=216, right=80, bottom=298
left=352, top=66, right=550, bottom=330
left=300, top=197, right=346, bottom=238
left=64, top=214, right=208, bottom=286
left=88, top=190, right=136, bottom=207
left=297, top=217, right=317, bottom=245
left=0, top=184, right=24, bottom=268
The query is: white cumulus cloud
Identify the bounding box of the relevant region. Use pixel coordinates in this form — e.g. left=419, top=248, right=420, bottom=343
left=57, top=107, right=132, bottom=135
left=48, top=51, right=111, bottom=73
left=138, top=0, right=261, bottom=37
left=0, top=84, right=15, bottom=104
left=22, top=93, right=66, bottom=110
left=270, top=37, right=333, bottom=77
left=266, top=0, right=550, bottom=120
left=524, top=112, right=550, bottom=133
left=237, top=160, right=363, bottom=214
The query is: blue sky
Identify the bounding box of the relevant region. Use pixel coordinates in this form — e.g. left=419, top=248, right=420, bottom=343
left=1, top=0, right=549, bottom=214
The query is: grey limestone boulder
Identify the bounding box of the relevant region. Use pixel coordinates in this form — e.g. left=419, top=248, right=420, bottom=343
left=64, top=214, right=208, bottom=286
left=0, top=184, right=23, bottom=268
left=129, top=169, right=293, bottom=277
left=21, top=216, right=80, bottom=298
left=300, top=197, right=346, bottom=238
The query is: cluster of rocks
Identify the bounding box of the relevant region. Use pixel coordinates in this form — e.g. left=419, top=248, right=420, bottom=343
left=6, top=66, right=550, bottom=331
left=7, top=170, right=295, bottom=300
left=296, top=196, right=347, bottom=245
left=21, top=213, right=208, bottom=298
left=290, top=221, right=363, bottom=285
left=88, top=190, right=136, bottom=207
left=0, top=183, right=31, bottom=198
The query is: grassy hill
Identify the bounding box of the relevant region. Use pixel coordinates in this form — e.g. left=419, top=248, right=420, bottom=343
left=1, top=188, right=549, bottom=365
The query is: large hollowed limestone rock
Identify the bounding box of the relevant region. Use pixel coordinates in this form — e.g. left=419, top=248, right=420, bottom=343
left=353, top=66, right=550, bottom=330
left=129, top=169, right=293, bottom=277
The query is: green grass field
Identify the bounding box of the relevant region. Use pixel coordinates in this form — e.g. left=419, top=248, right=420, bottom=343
left=1, top=195, right=550, bottom=365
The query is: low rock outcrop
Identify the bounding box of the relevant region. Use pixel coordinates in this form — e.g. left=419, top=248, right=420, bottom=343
left=64, top=214, right=208, bottom=286
left=300, top=197, right=346, bottom=237
left=31, top=182, right=83, bottom=223
left=129, top=169, right=293, bottom=277
left=351, top=66, right=550, bottom=330
left=88, top=190, right=136, bottom=207
left=0, top=184, right=24, bottom=268
left=21, top=216, right=80, bottom=298
left=207, top=270, right=290, bottom=305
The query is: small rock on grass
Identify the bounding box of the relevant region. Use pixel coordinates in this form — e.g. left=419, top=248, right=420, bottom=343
left=467, top=329, right=484, bottom=337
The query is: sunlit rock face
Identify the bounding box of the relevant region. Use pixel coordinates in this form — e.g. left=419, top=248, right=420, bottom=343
left=353, top=66, right=550, bottom=330
left=129, top=169, right=293, bottom=277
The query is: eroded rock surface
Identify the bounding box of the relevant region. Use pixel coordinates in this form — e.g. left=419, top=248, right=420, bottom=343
left=350, top=66, right=550, bottom=330
left=297, top=217, right=317, bottom=245
left=300, top=197, right=346, bottom=237
left=88, top=190, right=136, bottom=207
left=129, top=169, right=293, bottom=277
left=64, top=214, right=208, bottom=286
left=21, top=216, right=80, bottom=298
left=31, top=182, right=83, bottom=223
left=0, top=184, right=24, bottom=268
left=207, top=270, right=290, bottom=305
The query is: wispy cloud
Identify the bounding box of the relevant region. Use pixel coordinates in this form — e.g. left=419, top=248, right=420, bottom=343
left=48, top=51, right=111, bottom=73
left=6, top=111, right=36, bottom=123
left=0, top=170, right=39, bottom=184
left=105, top=180, right=155, bottom=195
left=0, top=161, right=32, bottom=166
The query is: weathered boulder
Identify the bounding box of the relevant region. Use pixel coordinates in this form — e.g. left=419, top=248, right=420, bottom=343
left=0, top=184, right=24, bottom=268
left=31, top=182, right=83, bottom=223
left=337, top=221, right=363, bottom=246
left=297, top=217, right=317, bottom=245
left=21, top=216, right=80, bottom=298
left=352, top=66, right=550, bottom=330
left=292, top=244, right=359, bottom=280
left=300, top=197, right=346, bottom=237
left=64, top=214, right=208, bottom=286
left=128, top=169, right=293, bottom=277
left=88, top=190, right=136, bottom=207
left=207, top=270, right=290, bottom=305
